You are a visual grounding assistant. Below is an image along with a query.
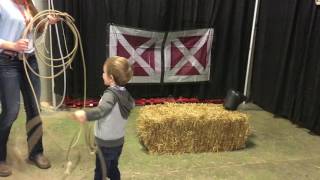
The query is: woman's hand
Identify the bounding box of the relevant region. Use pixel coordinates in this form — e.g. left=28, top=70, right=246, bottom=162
left=13, top=39, right=29, bottom=52
left=47, top=15, right=61, bottom=24
left=72, top=110, right=87, bottom=123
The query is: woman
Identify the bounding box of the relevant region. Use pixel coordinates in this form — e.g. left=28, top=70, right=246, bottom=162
left=0, top=0, right=59, bottom=177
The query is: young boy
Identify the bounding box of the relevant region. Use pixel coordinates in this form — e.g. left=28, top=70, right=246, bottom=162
left=73, top=56, right=135, bottom=180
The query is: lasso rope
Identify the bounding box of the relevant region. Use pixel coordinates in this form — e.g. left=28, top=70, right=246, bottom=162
left=20, top=8, right=101, bottom=177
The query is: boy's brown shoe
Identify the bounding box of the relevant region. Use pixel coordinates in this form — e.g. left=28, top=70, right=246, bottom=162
left=28, top=154, right=51, bottom=169
left=0, top=161, right=12, bottom=177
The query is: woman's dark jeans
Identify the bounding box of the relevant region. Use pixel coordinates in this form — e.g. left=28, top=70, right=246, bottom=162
left=0, top=54, right=44, bottom=161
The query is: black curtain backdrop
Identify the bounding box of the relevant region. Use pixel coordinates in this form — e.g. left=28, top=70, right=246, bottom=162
left=54, top=0, right=254, bottom=99
left=251, top=0, right=320, bottom=134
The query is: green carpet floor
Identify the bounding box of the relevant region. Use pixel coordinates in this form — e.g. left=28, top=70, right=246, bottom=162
left=2, top=104, right=320, bottom=180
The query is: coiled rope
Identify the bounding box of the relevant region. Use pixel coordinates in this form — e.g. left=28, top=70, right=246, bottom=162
left=21, top=8, right=100, bottom=177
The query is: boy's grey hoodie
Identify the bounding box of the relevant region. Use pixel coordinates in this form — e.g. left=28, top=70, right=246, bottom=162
left=84, top=86, right=135, bottom=147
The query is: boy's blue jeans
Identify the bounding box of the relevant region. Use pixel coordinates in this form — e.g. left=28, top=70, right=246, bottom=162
left=0, top=55, right=44, bottom=161
left=95, top=145, right=123, bottom=180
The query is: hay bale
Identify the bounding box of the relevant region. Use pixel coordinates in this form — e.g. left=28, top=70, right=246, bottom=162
left=137, top=103, right=250, bottom=154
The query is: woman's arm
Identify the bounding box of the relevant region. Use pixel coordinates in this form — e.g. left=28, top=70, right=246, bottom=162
left=0, top=39, right=29, bottom=52
left=27, top=0, right=60, bottom=33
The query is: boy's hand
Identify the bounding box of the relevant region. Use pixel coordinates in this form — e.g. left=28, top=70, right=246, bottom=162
left=72, top=110, right=87, bottom=123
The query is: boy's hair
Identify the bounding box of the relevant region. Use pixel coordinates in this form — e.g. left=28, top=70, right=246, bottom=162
left=104, top=56, right=133, bottom=86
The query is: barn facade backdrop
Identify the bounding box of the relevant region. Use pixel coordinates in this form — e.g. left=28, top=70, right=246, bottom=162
left=54, top=0, right=320, bottom=134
